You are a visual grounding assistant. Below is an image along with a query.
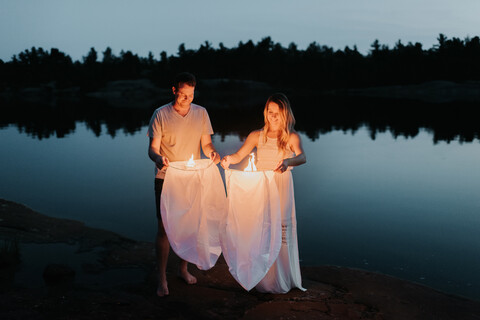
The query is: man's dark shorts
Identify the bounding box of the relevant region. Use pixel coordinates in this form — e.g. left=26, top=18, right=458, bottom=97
left=154, top=178, right=164, bottom=220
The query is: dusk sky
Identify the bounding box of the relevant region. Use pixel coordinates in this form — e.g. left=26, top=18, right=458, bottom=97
left=1, top=0, right=480, bottom=62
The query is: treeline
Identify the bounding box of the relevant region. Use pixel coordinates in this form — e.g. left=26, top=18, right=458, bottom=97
left=1, top=34, right=480, bottom=91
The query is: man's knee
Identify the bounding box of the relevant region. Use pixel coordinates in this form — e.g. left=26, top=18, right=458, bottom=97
left=157, top=220, right=168, bottom=238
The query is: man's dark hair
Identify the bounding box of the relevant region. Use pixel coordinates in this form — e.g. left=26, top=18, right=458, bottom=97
left=173, top=72, right=196, bottom=89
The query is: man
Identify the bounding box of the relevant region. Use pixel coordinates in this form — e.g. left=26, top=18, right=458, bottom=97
left=147, top=72, right=220, bottom=296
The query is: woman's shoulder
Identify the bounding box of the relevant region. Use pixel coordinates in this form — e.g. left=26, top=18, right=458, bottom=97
left=248, top=129, right=263, bottom=137
left=244, top=129, right=262, bottom=144
left=289, top=130, right=300, bottom=137
left=288, top=130, right=302, bottom=143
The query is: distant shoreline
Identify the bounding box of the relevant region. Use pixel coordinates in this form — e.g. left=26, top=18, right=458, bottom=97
left=335, top=80, right=480, bottom=103
left=3, top=79, right=480, bottom=109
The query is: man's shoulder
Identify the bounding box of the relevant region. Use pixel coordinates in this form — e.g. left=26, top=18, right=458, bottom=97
left=190, top=104, right=210, bottom=118
left=190, top=103, right=207, bottom=112
left=153, top=102, right=173, bottom=114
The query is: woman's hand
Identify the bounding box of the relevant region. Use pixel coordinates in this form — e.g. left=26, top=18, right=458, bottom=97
left=274, top=159, right=289, bottom=173
left=221, top=155, right=232, bottom=170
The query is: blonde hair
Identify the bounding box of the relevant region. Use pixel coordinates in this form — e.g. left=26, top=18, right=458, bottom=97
left=263, top=93, right=296, bottom=152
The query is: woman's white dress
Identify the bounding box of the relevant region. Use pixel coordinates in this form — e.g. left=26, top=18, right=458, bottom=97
left=255, top=132, right=305, bottom=293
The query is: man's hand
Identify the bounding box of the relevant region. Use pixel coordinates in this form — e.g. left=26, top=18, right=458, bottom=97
left=156, top=156, right=169, bottom=170
left=209, top=151, right=221, bottom=164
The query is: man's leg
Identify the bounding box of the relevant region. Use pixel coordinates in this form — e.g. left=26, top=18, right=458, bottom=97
left=179, top=259, right=197, bottom=284
left=155, top=178, right=197, bottom=293
left=156, top=219, right=170, bottom=296
left=155, top=178, right=169, bottom=296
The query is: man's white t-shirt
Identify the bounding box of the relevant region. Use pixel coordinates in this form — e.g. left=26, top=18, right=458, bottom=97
left=147, top=102, right=214, bottom=179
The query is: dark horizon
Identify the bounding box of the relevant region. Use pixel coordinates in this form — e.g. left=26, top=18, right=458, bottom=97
left=1, top=34, right=480, bottom=93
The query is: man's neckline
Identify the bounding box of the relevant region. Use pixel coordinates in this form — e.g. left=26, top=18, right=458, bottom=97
left=171, top=102, right=191, bottom=117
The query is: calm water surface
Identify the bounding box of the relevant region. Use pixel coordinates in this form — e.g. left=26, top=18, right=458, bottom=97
left=1, top=122, right=480, bottom=300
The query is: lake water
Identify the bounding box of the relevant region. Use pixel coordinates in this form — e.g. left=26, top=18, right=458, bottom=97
left=1, top=116, right=480, bottom=300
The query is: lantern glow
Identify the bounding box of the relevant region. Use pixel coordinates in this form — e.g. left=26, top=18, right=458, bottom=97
left=186, top=154, right=195, bottom=168
left=244, top=153, right=257, bottom=172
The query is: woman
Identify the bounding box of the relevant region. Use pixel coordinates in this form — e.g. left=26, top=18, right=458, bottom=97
left=221, top=93, right=306, bottom=293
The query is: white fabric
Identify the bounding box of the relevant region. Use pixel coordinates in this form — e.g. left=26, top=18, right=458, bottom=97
left=161, top=159, right=226, bottom=270
left=255, top=171, right=306, bottom=293
left=220, top=169, right=282, bottom=291
left=253, top=131, right=306, bottom=293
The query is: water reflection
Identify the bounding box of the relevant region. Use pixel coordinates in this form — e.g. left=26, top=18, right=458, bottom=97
left=2, top=96, right=480, bottom=143
left=0, top=100, right=152, bottom=139
left=2, top=97, right=480, bottom=300
left=294, top=128, right=480, bottom=299
left=289, top=95, right=480, bottom=143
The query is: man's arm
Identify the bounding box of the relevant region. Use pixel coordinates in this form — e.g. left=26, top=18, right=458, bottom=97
left=201, top=134, right=220, bottom=164
left=149, top=137, right=169, bottom=169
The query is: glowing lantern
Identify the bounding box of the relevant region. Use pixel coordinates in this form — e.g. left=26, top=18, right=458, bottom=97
left=221, top=168, right=282, bottom=290
left=244, top=153, right=257, bottom=172
left=161, top=157, right=226, bottom=270
left=221, top=154, right=281, bottom=290
left=186, top=154, right=195, bottom=168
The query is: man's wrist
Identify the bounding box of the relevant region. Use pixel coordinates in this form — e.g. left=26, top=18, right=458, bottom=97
left=158, top=155, right=165, bottom=165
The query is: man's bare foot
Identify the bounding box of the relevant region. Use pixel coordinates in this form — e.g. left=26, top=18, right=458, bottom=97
left=157, top=280, right=169, bottom=297
left=179, top=269, right=197, bottom=284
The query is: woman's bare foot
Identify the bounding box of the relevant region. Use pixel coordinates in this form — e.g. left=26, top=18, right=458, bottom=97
left=157, top=279, right=169, bottom=297
left=179, top=269, right=197, bottom=284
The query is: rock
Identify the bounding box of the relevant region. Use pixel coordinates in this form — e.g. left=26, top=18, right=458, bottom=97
left=2, top=198, right=480, bottom=319
left=42, top=264, right=75, bottom=284
left=86, top=78, right=169, bottom=108
left=342, top=80, right=480, bottom=103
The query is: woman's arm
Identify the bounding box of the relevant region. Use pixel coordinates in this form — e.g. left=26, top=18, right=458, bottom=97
left=221, top=131, right=260, bottom=169
left=274, top=132, right=306, bottom=173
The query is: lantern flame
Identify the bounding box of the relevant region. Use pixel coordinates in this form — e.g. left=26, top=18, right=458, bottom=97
left=186, top=154, right=195, bottom=168
left=244, top=153, right=257, bottom=172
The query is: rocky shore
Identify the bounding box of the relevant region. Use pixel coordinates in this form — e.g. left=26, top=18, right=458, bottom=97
left=339, top=80, right=480, bottom=103
left=0, top=78, right=274, bottom=109
left=1, top=198, right=479, bottom=319
left=4, top=79, right=480, bottom=110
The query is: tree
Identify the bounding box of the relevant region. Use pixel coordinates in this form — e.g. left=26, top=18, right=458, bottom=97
left=257, top=36, right=273, bottom=52
left=435, top=33, right=447, bottom=52
left=102, top=47, right=115, bottom=64
left=160, top=51, right=168, bottom=63
left=178, top=43, right=186, bottom=57
left=84, top=47, right=98, bottom=65
left=370, top=39, right=381, bottom=55
left=147, top=51, right=155, bottom=65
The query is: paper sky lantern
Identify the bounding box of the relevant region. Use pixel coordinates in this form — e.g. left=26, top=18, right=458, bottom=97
left=161, top=158, right=226, bottom=270
left=220, top=167, right=282, bottom=290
